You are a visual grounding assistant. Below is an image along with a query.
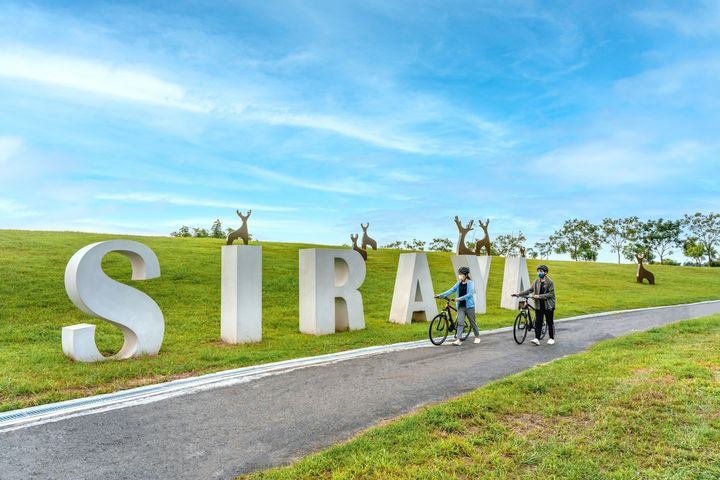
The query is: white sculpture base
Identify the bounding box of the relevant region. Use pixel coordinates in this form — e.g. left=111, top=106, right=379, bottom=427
left=62, top=324, right=105, bottom=362
left=389, top=253, right=438, bottom=324
left=299, top=249, right=366, bottom=335
left=450, top=255, right=491, bottom=314
left=500, top=256, right=531, bottom=310
left=221, top=245, right=262, bottom=344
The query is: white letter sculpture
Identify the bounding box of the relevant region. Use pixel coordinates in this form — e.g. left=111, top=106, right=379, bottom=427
left=63, top=240, right=164, bottom=362
left=221, top=245, right=262, bottom=343
left=451, top=255, right=491, bottom=314
left=500, top=255, right=531, bottom=310
left=389, top=253, right=438, bottom=324
left=299, top=249, right=366, bottom=335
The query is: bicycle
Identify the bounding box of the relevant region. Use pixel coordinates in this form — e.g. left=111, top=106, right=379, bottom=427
left=428, top=297, right=471, bottom=345
left=512, top=295, right=548, bottom=344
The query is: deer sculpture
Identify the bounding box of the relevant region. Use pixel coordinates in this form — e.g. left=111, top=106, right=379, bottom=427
left=360, top=223, right=377, bottom=251
left=519, top=246, right=526, bottom=258
left=454, top=216, right=475, bottom=255
left=350, top=234, right=367, bottom=261
left=474, top=218, right=492, bottom=256
left=226, top=209, right=252, bottom=245
left=636, top=254, right=655, bottom=285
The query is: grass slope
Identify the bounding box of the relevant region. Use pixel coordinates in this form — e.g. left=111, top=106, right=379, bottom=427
left=1, top=229, right=719, bottom=411
left=241, top=314, right=720, bottom=480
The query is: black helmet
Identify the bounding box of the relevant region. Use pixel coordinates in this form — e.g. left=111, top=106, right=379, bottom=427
left=537, top=264, right=549, bottom=273
left=458, top=266, right=470, bottom=275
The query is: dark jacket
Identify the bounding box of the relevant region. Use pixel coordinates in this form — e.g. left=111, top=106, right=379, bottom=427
left=519, top=277, right=556, bottom=310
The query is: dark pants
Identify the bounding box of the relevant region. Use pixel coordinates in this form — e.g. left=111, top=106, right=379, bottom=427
left=536, top=308, right=555, bottom=340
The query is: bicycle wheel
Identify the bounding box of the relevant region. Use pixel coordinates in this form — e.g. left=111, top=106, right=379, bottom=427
left=513, top=312, right=528, bottom=344
left=429, top=313, right=449, bottom=345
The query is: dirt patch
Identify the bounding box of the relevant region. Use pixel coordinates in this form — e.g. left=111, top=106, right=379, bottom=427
left=629, top=389, right=668, bottom=403
left=625, top=369, right=674, bottom=386
left=699, top=409, right=720, bottom=421
left=499, top=412, right=595, bottom=439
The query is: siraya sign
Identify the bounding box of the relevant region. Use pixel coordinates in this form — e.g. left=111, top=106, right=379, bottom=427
left=61, top=239, right=514, bottom=363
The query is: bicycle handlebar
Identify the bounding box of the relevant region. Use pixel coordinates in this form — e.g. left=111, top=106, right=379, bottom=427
left=434, top=296, right=456, bottom=301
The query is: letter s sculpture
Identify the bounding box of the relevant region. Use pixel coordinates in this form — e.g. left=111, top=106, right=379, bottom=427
left=63, top=240, right=164, bottom=362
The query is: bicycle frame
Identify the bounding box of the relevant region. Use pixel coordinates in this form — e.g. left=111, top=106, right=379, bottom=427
left=442, top=298, right=457, bottom=327
left=517, top=296, right=538, bottom=313
left=428, top=297, right=472, bottom=345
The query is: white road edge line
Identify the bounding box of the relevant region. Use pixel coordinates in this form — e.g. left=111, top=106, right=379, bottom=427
left=1, top=300, right=718, bottom=433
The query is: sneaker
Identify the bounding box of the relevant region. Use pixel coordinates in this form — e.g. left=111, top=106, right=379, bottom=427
left=547, top=338, right=555, bottom=345
left=451, top=339, right=462, bottom=346
left=473, top=337, right=481, bottom=344
left=530, top=338, right=540, bottom=346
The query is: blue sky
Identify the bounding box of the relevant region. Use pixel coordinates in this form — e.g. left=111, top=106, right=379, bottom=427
left=1, top=1, right=718, bottom=262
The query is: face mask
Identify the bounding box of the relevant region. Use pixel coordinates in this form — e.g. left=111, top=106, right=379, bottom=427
left=538, top=272, right=545, bottom=278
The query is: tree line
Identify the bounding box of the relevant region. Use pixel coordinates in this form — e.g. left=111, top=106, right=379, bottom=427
left=381, top=212, right=720, bottom=267
left=172, top=212, right=720, bottom=266
left=170, top=219, right=254, bottom=241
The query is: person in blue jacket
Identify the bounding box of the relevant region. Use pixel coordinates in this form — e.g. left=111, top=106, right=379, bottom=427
left=434, top=266, right=481, bottom=345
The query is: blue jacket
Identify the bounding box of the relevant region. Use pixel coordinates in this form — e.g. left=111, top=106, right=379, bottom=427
left=438, top=280, right=475, bottom=309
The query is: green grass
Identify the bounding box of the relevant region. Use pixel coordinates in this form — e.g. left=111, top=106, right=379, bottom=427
left=240, top=314, right=720, bottom=480
left=1, top=229, right=719, bottom=412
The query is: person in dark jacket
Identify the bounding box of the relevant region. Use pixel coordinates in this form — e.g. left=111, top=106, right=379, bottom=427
left=513, top=264, right=556, bottom=346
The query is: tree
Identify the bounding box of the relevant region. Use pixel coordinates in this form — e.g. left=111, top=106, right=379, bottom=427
left=622, top=241, right=655, bottom=264
left=403, top=239, right=426, bottom=251
left=493, top=231, right=526, bottom=256
left=642, top=218, right=682, bottom=264
left=683, top=237, right=705, bottom=266
left=172, top=225, right=191, bottom=237
left=382, top=241, right=403, bottom=249
left=576, top=243, right=598, bottom=261
left=192, top=227, right=209, bottom=238
left=601, top=217, right=640, bottom=264
left=683, top=212, right=720, bottom=264
left=684, top=237, right=714, bottom=266
left=533, top=239, right=554, bottom=260
left=429, top=238, right=453, bottom=252
left=526, top=248, right=539, bottom=259
left=210, top=219, right=225, bottom=239
left=550, top=219, right=602, bottom=261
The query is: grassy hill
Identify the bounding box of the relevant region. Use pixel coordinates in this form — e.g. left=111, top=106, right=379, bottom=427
left=1, top=229, right=719, bottom=411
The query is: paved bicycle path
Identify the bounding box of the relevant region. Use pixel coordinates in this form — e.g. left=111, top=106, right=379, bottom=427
left=3, top=301, right=720, bottom=480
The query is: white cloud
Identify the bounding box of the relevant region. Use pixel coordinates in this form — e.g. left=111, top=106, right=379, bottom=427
left=239, top=163, right=379, bottom=196
left=0, top=198, right=38, bottom=218
left=0, top=43, right=508, bottom=156
left=0, top=47, right=211, bottom=112
left=95, top=192, right=296, bottom=212
left=532, top=140, right=705, bottom=187
left=615, top=58, right=720, bottom=102
left=240, top=110, right=437, bottom=155
left=633, top=1, right=720, bottom=37
left=384, top=170, right=424, bottom=182
left=0, top=136, right=25, bottom=164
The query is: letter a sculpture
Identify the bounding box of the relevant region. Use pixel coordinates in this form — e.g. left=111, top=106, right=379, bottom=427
left=636, top=254, right=655, bottom=285
left=227, top=210, right=251, bottom=245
